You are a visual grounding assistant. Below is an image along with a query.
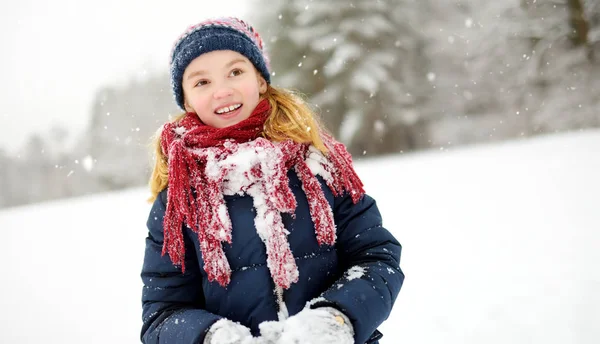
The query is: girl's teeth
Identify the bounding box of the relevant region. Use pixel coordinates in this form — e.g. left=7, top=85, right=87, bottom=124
left=217, top=104, right=241, bottom=114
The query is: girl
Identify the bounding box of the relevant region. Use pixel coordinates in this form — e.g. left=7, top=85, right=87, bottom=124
left=141, top=17, right=404, bottom=344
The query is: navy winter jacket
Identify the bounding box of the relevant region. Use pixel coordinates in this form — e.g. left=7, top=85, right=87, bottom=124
left=141, top=170, right=404, bottom=344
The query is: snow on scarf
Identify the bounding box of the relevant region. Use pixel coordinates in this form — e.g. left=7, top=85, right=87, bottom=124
left=160, top=99, right=364, bottom=289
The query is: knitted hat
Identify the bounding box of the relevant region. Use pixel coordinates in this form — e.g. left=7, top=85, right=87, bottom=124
left=170, top=17, right=271, bottom=110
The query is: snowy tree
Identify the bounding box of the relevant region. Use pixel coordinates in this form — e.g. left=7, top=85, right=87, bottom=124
left=12, top=130, right=83, bottom=206
left=517, top=0, right=597, bottom=59
left=509, top=0, right=600, bottom=132
left=0, top=149, right=9, bottom=207
left=22, top=134, right=51, bottom=202
left=448, top=0, right=600, bottom=139
left=414, top=0, right=505, bottom=145
left=86, top=74, right=177, bottom=189
left=254, top=0, right=433, bottom=155
left=0, top=72, right=178, bottom=208
left=3, top=154, right=28, bottom=207
left=589, top=0, right=600, bottom=41
left=0, top=131, right=60, bottom=207
left=566, top=0, right=595, bottom=52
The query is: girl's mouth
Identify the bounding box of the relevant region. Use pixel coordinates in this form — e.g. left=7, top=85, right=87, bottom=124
left=215, top=103, right=242, bottom=115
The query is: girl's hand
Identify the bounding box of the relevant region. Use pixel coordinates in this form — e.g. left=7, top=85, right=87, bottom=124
left=258, top=320, right=284, bottom=344
left=259, top=307, right=354, bottom=344
left=205, top=319, right=257, bottom=344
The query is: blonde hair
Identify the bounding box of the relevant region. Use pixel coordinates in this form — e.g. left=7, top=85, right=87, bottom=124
left=147, top=84, right=328, bottom=202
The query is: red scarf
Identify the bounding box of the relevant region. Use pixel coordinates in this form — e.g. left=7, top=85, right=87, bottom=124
left=160, top=99, right=365, bottom=289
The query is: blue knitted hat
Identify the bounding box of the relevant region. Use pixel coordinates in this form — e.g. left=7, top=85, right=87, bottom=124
left=170, top=17, right=271, bottom=110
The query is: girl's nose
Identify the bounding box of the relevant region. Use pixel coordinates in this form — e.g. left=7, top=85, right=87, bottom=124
left=213, top=85, right=234, bottom=99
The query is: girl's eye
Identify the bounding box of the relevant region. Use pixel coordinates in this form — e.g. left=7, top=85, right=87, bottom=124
left=195, top=79, right=209, bottom=87
left=230, top=68, right=243, bottom=77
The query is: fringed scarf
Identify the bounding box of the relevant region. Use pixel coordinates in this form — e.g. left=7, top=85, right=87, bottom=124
left=160, top=99, right=364, bottom=289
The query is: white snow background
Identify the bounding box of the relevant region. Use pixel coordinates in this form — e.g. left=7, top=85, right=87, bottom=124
left=1, top=129, right=599, bottom=343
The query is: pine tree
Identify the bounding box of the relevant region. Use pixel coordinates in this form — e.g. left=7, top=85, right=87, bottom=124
left=86, top=74, right=177, bottom=189
left=255, top=0, right=432, bottom=155
left=0, top=149, right=9, bottom=207
left=456, top=0, right=600, bottom=137
left=513, top=0, right=600, bottom=131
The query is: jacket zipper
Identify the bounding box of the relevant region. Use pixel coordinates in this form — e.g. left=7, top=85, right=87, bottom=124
left=275, top=286, right=289, bottom=320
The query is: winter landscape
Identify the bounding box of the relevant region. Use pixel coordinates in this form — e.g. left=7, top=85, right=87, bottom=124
left=1, top=0, right=600, bottom=343
left=2, top=0, right=600, bottom=209
left=1, top=129, right=599, bottom=343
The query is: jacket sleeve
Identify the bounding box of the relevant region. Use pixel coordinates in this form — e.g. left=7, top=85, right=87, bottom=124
left=310, top=193, right=404, bottom=344
left=141, top=189, right=222, bottom=344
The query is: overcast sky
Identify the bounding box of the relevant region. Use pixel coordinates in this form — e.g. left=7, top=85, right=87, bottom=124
left=0, top=0, right=250, bottom=154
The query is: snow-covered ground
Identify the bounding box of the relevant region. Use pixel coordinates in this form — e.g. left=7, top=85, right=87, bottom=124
left=1, top=130, right=599, bottom=344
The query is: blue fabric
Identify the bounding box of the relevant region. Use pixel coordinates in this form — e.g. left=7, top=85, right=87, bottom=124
left=141, top=170, right=404, bottom=344
left=170, top=26, right=271, bottom=110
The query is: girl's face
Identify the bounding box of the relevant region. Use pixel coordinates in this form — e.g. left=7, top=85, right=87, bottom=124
left=182, top=50, right=268, bottom=128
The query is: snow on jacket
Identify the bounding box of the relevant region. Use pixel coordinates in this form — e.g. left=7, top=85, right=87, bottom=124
left=140, top=170, right=404, bottom=344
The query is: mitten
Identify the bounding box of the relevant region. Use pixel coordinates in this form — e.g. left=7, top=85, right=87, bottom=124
left=258, top=320, right=285, bottom=343
left=274, top=307, right=354, bottom=344
left=204, top=319, right=257, bottom=344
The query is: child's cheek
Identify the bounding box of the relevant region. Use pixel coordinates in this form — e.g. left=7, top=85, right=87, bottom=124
left=241, top=83, right=260, bottom=99
left=190, top=95, right=210, bottom=112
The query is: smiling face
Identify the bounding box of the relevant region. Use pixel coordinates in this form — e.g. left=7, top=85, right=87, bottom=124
left=181, top=50, right=268, bottom=128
